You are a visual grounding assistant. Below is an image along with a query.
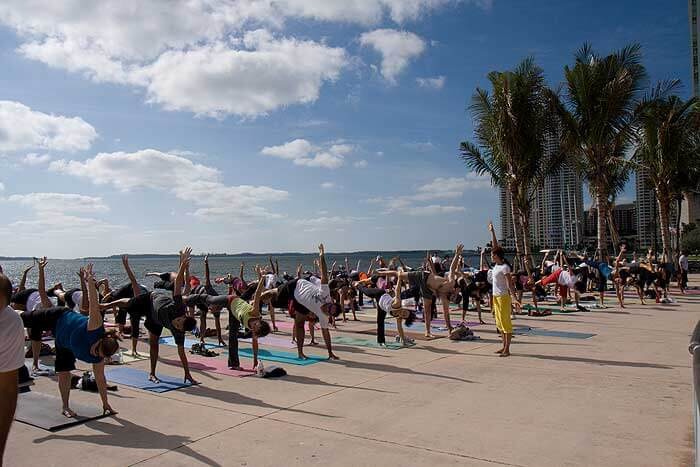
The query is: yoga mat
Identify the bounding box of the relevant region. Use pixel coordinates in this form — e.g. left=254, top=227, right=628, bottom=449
left=330, top=334, right=407, bottom=350
left=15, top=392, right=111, bottom=431
left=240, top=335, right=297, bottom=349
left=181, top=355, right=255, bottom=378
left=237, top=347, right=324, bottom=366
left=105, top=367, right=195, bottom=393
left=515, top=327, right=596, bottom=339
left=430, top=319, right=482, bottom=327
left=273, top=320, right=319, bottom=331
left=159, top=336, right=225, bottom=349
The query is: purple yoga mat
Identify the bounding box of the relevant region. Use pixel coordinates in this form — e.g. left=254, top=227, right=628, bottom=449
left=240, top=335, right=297, bottom=349
left=164, top=356, right=255, bottom=378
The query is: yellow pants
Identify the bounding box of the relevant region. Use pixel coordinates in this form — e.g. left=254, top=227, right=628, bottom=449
left=493, top=295, right=513, bottom=334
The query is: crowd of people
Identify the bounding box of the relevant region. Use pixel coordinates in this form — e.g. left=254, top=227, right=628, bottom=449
left=0, top=225, right=693, bottom=464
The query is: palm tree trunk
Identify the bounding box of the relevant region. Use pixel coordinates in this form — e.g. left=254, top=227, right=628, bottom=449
left=675, top=195, right=683, bottom=258
left=595, top=189, right=608, bottom=260
left=508, top=186, right=524, bottom=269
left=518, top=210, right=533, bottom=274
left=606, top=203, right=620, bottom=254
left=657, top=191, right=672, bottom=261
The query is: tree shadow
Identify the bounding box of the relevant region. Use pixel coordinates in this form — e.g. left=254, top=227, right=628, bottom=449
left=283, top=374, right=396, bottom=394
left=327, top=358, right=477, bottom=384
left=33, top=416, right=221, bottom=466
left=179, top=385, right=340, bottom=419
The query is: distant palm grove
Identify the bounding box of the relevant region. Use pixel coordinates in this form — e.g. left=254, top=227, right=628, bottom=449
left=461, top=43, right=700, bottom=270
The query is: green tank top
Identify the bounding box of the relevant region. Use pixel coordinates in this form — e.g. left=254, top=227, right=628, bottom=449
left=231, top=298, right=252, bottom=329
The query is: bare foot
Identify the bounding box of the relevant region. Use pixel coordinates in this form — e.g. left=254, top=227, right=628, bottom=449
left=495, top=349, right=504, bottom=354
left=62, top=408, right=77, bottom=418
left=298, top=353, right=308, bottom=360
left=148, top=374, right=161, bottom=384
left=500, top=352, right=510, bottom=357
left=328, top=353, right=339, bottom=360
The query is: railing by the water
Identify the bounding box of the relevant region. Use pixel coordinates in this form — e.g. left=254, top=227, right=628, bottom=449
left=689, top=320, right=700, bottom=467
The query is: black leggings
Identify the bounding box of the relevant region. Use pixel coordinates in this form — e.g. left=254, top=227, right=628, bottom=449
left=357, top=285, right=388, bottom=344
left=227, top=314, right=241, bottom=368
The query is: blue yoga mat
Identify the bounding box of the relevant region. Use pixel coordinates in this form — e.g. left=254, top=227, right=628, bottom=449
left=105, top=367, right=195, bottom=393
left=385, top=322, right=449, bottom=332
left=236, top=348, right=324, bottom=366
left=515, top=328, right=596, bottom=339
left=159, top=336, right=224, bottom=349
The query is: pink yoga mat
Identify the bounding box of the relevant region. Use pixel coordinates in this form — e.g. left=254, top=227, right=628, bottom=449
left=179, top=355, right=255, bottom=378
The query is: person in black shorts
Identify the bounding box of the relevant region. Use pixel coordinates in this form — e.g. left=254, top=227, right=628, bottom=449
left=191, top=255, right=227, bottom=346
left=21, top=264, right=119, bottom=417
left=105, top=251, right=198, bottom=384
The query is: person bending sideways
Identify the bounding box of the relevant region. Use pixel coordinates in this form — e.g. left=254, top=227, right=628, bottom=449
left=488, top=221, right=518, bottom=357
left=226, top=268, right=271, bottom=371
left=354, top=272, right=416, bottom=346
left=10, top=257, right=55, bottom=312
left=105, top=250, right=198, bottom=384
left=376, top=244, right=464, bottom=337
left=0, top=273, right=26, bottom=466
left=20, top=264, right=119, bottom=417
left=290, top=244, right=341, bottom=360
left=191, top=255, right=227, bottom=346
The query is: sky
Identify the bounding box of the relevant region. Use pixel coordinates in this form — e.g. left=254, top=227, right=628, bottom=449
left=0, top=0, right=692, bottom=258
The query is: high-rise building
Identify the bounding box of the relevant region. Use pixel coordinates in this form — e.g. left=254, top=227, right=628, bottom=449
left=683, top=0, right=700, bottom=229
left=635, top=166, right=657, bottom=250
left=498, top=164, right=584, bottom=250
left=691, top=0, right=699, bottom=95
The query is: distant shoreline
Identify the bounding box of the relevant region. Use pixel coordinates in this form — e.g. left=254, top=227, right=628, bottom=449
left=0, top=249, right=483, bottom=261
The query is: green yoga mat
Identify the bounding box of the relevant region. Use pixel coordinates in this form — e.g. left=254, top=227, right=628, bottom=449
left=236, top=348, right=324, bottom=366
left=331, top=335, right=408, bottom=350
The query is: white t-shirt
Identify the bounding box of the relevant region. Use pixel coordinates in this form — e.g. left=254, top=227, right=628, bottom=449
left=378, top=294, right=394, bottom=313
left=26, top=291, right=42, bottom=312
left=264, top=274, right=278, bottom=289
left=491, top=264, right=511, bottom=297
left=294, top=279, right=331, bottom=329
left=558, top=270, right=576, bottom=288
left=680, top=255, right=689, bottom=271
left=0, top=306, right=26, bottom=373
left=71, top=290, right=83, bottom=310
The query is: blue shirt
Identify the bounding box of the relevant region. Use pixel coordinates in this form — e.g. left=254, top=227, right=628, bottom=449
left=55, top=311, right=104, bottom=364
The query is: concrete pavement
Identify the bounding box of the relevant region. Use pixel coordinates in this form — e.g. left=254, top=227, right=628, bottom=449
left=5, top=279, right=699, bottom=466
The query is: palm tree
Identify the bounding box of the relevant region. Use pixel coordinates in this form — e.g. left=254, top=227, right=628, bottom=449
left=554, top=43, right=647, bottom=259
left=460, top=57, right=561, bottom=272
left=634, top=80, right=700, bottom=259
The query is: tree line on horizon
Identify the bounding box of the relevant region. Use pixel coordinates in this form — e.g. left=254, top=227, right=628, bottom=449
left=460, top=43, right=700, bottom=270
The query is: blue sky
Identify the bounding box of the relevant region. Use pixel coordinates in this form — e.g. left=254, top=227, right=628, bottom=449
left=0, top=0, right=691, bottom=257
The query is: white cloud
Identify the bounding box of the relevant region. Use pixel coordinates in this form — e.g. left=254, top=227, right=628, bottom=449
left=49, top=149, right=288, bottom=220
left=22, top=153, right=52, bottom=165
left=261, top=139, right=352, bottom=169
left=141, top=31, right=347, bottom=118
left=9, top=214, right=122, bottom=235
left=321, top=182, right=336, bottom=189
left=0, top=182, right=5, bottom=192
left=0, top=101, right=97, bottom=152
left=5, top=192, right=108, bottom=213
left=367, top=175, right=488, bottom=215
left=416, top=75, right=445, bottom=89
left=294, top=215, right=368, bottom=232
left=404, top=141, right=435, bottom=152
left=354, top=159, right=368, bottom=168
left=359, top=29, right=426, bottom=84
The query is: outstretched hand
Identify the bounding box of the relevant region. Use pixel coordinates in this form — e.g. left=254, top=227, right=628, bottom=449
left=488, top=221, right=494, bottom=233
left=318, top=243, right=325, bottom=256
left=121, top=254, right=129, bottom=268
left=38, top=256, right=48, bottom=269
left=23, top=264, right=35, bottom=274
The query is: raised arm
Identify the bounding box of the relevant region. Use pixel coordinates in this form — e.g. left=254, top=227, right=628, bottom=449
left=425, top=252, right=437, bottom=275
left=268, top=256, right=276, bottom=275
left=18, top=262, right=34, bottom=293
left=239, top=262, right=246, bottom=286
left=296, top=263, right=303, bottom=279
left=479, top=248, right=487, bottom=270
left=174, top=247, right=192, bottom=298
left=250, top=272, right=266, bottom=318
left=37, top=257, right=52, bottom=309
left=204, top=255, right=212, bottom=288
left=84, top=264, right=103, bottom=331
left=447, top=244, right=464, bottom=281
left=78, top=268, right=89, bottom=313
left=488, top=221, right=498, bottom=248
left=319, top=243, right=329, bottom=285
left=183, top=258, right=191, bottom=296
left=122, top=255, right=142, bottom=298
